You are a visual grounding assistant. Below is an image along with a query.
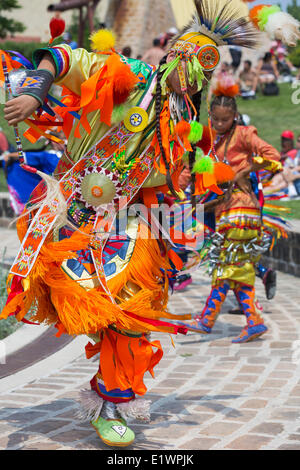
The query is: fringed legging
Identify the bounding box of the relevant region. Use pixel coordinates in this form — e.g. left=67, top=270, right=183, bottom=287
left=198, top=281, right=264, bottom=330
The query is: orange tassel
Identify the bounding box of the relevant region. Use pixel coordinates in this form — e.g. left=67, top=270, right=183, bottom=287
left=194, top=172, right=223, bottom=196
left=1, top=221, right=191, bottom=335
left=214, top=162, right=235, bottom=184
left=75, top=53, right=138, bottom=132
left=249, top=5, right=268, bottom=29
left=175, top=120, right=191, bottom=139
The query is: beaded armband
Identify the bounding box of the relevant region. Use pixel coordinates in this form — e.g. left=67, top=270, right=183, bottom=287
left=8, top=68, right=54, bottom=106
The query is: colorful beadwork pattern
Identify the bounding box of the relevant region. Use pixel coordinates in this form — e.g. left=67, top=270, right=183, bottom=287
left=197, top=45, right=220, bottom=71
left=10, top=122, right=136, bottom=279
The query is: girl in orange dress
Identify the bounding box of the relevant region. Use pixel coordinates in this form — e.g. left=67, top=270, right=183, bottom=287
left=186, top=93, right=281, bottom=343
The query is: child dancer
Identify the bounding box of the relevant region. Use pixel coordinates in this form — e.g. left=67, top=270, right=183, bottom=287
left=183, top=88, right=281, bottom=343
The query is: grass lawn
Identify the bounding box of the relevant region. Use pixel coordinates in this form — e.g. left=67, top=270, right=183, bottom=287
left=271, top=198, right=300, bottom=220
left=236, top=82, right=300, bottom=151
left=0, top=171, right=6, bottom=192
left=237, top=83, right=300, bottom=220
left=0, top=263, right=20, bottom=339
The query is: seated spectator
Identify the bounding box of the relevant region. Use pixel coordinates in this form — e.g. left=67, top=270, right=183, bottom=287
left=121, top=46, right=132, bottom=58
left=280, top=130, right=297, bottom=161
left=238, top=60, right=258, bottom=99
left=141, top=38, right=165, bottom=66
left=277, top=47, right=294, bottom=76
left=271, top=41, right=296, bottom=81
left=267, top=131, right=300, bottom=197
left=229, top=45, right=242, bottom=73
left=267, top=155, right=300, bottom=198
left=296, top=133, right=300, bottom=157
left=1, top=137, right=64, bottom=215
left=284, top=134, right=300, bottom=195
left=257, top=52, right=279, bottom=95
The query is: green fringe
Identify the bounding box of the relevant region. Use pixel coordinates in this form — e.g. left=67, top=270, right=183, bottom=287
left=191, top=55, right=206, bottom=92
left=189, top=121, right=203, bottom=144
left=111, top=102, right=132, bottom=124
left=160, top=57, right=181, bottom=86
left=192, top=150, right=214, bottom=174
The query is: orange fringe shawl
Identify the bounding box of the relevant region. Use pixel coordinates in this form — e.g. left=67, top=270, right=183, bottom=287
left=1, top=215, right=190, bottom=336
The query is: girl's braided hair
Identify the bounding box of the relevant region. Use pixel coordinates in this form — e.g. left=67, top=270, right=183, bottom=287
left=211, top=95, right=237, bottom=161
left=155, top=55, right=178, bottom=198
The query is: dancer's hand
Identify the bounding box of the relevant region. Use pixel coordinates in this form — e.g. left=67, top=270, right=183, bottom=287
left=4, top=95, right=40, bottom=126
left=223, top=181, right=234, bottom=202
left=234, top=174, right=252, bottom=194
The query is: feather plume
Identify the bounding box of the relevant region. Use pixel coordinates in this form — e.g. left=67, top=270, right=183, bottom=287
left=212, top=75, right=240, bottom=97
left=117, top=399, right=151, bottom=423
left=49, top=16, right=65, bottom=45
left=170, top=0, right=259, bottom=49
left=250, top=5, right=300, bottom=46
left=264, top=11, right=300, bottom=47
left=90, top=29, right=116, bottom=52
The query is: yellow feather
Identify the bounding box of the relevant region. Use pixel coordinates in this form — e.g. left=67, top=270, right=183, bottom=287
left=90, top=29, right=116, bottom=52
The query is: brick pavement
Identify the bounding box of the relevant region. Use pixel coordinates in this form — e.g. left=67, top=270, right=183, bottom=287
left=0, top=266, right=300, bottom=450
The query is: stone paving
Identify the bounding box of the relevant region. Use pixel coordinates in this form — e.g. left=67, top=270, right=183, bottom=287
left=1, top=258, right=300, bottom=450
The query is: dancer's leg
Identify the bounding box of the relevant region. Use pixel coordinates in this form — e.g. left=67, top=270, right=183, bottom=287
left=232, top=284, right=268, bottom=343
left=80, top=328, right=161, bottom=447
left=178, top=281, right=230, bottom=333
left=256, top=264, right=277, bottom=300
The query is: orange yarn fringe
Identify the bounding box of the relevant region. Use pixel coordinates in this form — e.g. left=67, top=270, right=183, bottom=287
left=1, top=218, right=191, bottom=336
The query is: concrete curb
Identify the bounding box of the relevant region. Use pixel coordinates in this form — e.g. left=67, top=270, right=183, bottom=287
left=0, top=335, right=88, bottom=394
left=0, top=324, right=49, bottom=359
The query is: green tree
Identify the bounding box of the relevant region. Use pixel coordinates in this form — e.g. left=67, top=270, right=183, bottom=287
left=287, top=0, right=300, bottom=21
left=286, top=0, right=300, bottom=65
left=0, top=0, right=25, bottom=39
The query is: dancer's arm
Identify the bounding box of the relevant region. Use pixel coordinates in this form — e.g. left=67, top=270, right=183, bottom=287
left=4, top=45, right=103, bottom=126
left=4, top=53, right=56, bottom=125
left=245, top=126, right=281, bottom=163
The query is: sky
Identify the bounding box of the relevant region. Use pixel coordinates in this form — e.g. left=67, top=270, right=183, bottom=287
left=247, top=0, right=292, bottom=10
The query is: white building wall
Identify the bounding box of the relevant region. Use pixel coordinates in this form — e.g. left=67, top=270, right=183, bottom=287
left=4, top=0, right=109, bottom=42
